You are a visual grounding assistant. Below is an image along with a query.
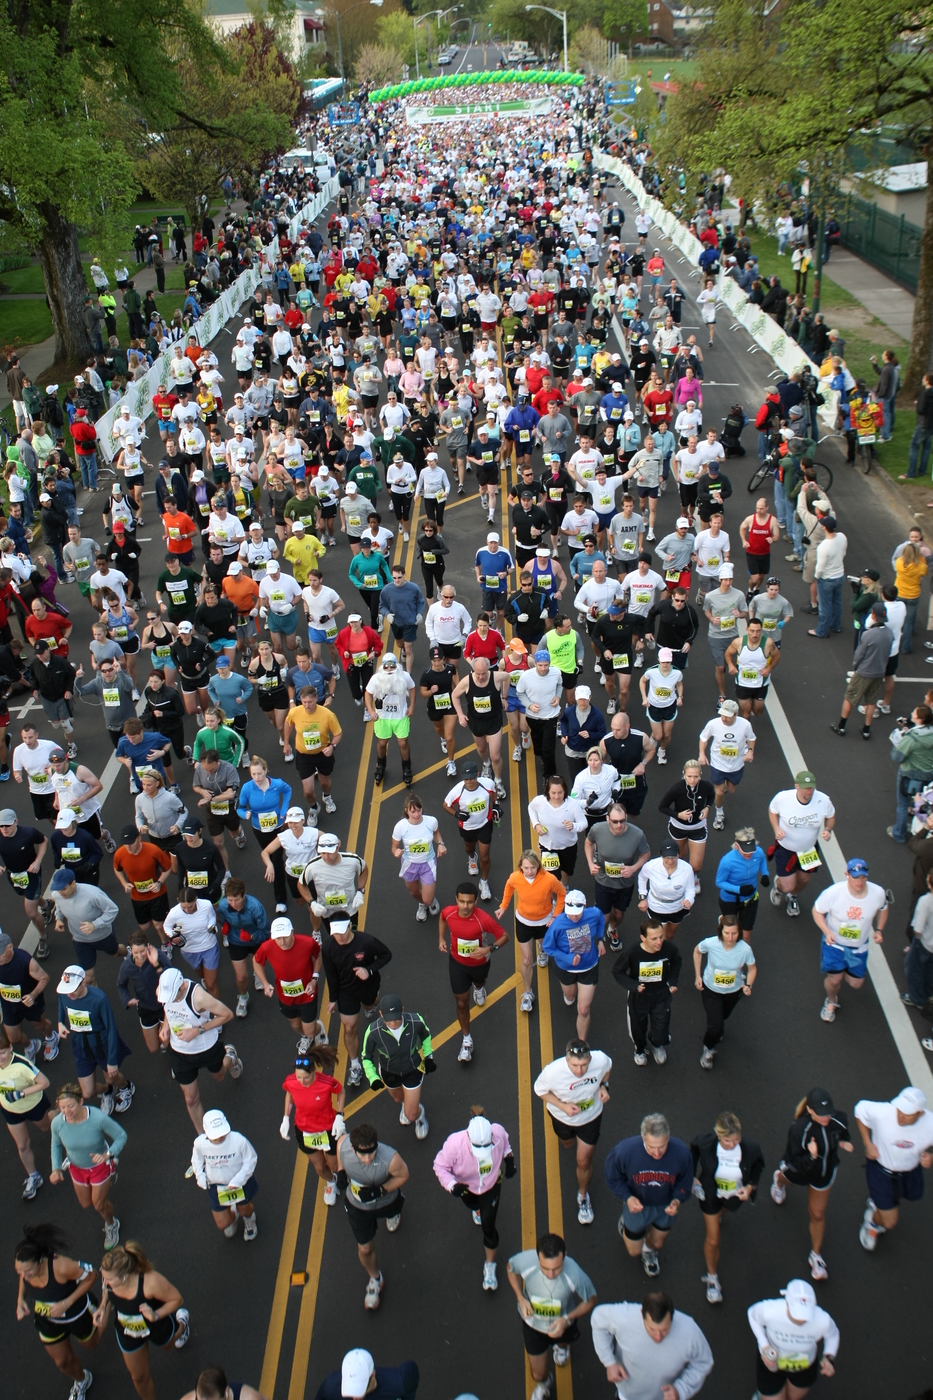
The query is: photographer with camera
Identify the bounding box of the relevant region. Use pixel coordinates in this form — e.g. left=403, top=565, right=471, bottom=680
left=888, top=704, right=933, bottom=845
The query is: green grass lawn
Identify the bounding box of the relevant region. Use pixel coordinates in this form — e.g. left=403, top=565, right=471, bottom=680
left=626, top=57, right=699, bottom=82
left=0, top=298, right=53, bottom=349
left=0, top=265, right=47, bottom=295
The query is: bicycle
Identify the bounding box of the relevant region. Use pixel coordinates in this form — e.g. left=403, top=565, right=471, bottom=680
left=747, top=449, right=833, bottom=494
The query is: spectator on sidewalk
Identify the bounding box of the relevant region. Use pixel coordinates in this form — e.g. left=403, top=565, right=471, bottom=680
left=901, top=372, right=933, bottom=481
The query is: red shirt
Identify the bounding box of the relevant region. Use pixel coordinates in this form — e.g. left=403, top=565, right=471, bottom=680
left=255, top=933, right=320, bottom=1005
left=533, top=387, right=563, bottom=417
left=284, top=307, right=303, bottom=331
left=152, top=391, right=178, bottom=423
left=463, top=628, right=505, bottom=664
left=70, top=418, right=98, bottom=456
left=25, top=612, right=70, bottom=658
left=162, top=510, right=197, bottom=553
left=525, top=365, right=548, bottom=397
left=282, top=1071, right=340, bottom=1133
left=442, top=904, right=505, bottom=967
left=335, top=624, right=382, bottom=673
left=643, top=389, right=673, bottom=425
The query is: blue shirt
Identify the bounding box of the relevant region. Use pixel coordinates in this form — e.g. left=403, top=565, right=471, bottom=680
left=313, top=1362, right=419, bottom=1400
left=542, top=907, right=606, bottom=973
left=57, top=985, right=124, bottom=1064
left=114, top=731, right=172, bottom=787
left=237, top=777, right=291, bottom=828
left=287, top=662, right=334, bottom=702
left=474, top=548, right=513, bottom=596
left=714, top=846, right=769, bottom=899
left=601, top=392, right=629, bottom=421
left=570, top=548, right=607, bottom=584
left=377, top=580, right=425, bottom=628
left=605, top=1134, right=693, bottom=1206
left=207, top=671, right=253, bottom=714
left=216, top=893, right=270, bottom=949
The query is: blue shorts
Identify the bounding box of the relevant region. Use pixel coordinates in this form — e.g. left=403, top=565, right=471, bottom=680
left=208, top=1174, right=259, bottom=1211
left=865, top=1157, right=924, bottom=1210
left=72, top=1032, right=131, bottom=1077
left=308, top=626, right=336, bottom=645
left=208, top=637, right=235, bottom=653
left=391, top=622, right=418, bottom=643
left=182, top=942, right=221, bottom=972
left=267, top=607, right=299, bottom=636
left=506, top=691, right=526, bottom=714
left=820, top=941, right=869, bottom=979
left=158, top=421, right=177, bottom=435
left=72, top=932, right=120, bottom=970
left=638, top=486, right=659, bottom=500
left=595, top=510, right=615, bottom=531
left=620, top=1200, right=673, bottom=1239
left=708, top=764, right=744, bottom=788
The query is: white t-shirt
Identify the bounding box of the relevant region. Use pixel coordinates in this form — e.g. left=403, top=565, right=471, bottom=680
left=747, top=1299, right=840, bottom=1368
left=12, top=739, right=59, bottom=793
left=259, top=573, right=303, bottom=615
left=533, top=1050, right=612, bottom=1126
left=392, top=816, right=438, bottom=867
left=444, top=778, right=495, bottom=831
left=643, top=665, right=682, bottom=708
left=694, top=529, right=730, bottom=576
left=620, top=569, right=664, bottom=618
left=699, top=716, right=755, bottom=772
left=715, top=1141, right=743, bottom=1197
left=675, top=447, right=704, bottom=483
left=854, top=1099, right=933, bottom=1172
left=769, top=789, right=835, bottom=853
left=165, top=899, right=217, bottom=956
left=813, top=878, right=887, bottom=951
left=365, top=671, right=414, bottom=718
left=302, top=585, right=342, bottom=630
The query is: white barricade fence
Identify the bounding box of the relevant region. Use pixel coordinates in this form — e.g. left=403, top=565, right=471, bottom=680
left=95, top=176, right=341, bottom=462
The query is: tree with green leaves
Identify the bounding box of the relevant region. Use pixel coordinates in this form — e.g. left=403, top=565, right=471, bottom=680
left=603, top=0, right=648, bottom=57
left=0, top=0, right=224, bottom=364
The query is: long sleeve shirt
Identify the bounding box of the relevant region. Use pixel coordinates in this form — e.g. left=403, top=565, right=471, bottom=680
left=117, top=947, right=173, bottom=1011
left=814, top=532, right=847, bottom=580
left=433, top=1123, right=512, bottom=1196
left=50, top=884, right=120, bottom=942
left=605, top=1134, right=692, bottom=1206
left=852, top=622, right=893, bottom=679
left=216, top=893, right=271, bottom=950
left=51, top=1104, right=127, bottom=1170
left=191, top=1130, right=258, bottom=1189
left=591, top=1303, right=713, bottom=1400
left=747, top=1297, right=840, bottom=1367
left=714, top=846, right=769, bottom=899
left=377, top=580, right=425, bottom=628
left=362, top=1011, right=432, bottom=1084
left=57, top=985, right=123, bottom=1063
left=612, top=939, right=682, bottom=993
left=321, top=927, right=392, bottom=998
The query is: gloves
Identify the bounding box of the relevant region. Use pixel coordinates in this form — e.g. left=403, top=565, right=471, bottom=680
left=310, top=901, right=326, bottom=917
left=450, top=1182, right=469, bottom=1198
left=280, top=1116, right=291, bottom=1140
left=350, top=891, right=365, bottom=913
left=385, top=613, right=394, bottom=625
left=517, top=612, right=529, bottom=623
left=738, top=883, right=754, bottom=897
left=415, top=613, right=423, bottom=623
left=331, top=1114, right=346, bottom=1139
left=504, top=1154, right=517, bottom=1179
left=760, top=874, right=770, bottom=887
left=367, top=1077, right=384, bottom=1090
left=423, top=1056, right=437, bottom=1073
left=356, top=1183, right=383, bottom=1203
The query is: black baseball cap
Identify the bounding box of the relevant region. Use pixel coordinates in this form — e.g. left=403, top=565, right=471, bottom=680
left=806, top=1087, right=835, bottom=1115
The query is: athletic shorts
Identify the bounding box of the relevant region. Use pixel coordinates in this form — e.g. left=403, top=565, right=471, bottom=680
left=481, top=590, right=507, bottom=613
left=745, top=551, right=770, bottom=575
left=169, top=1038, right=227, bottom=1084
left=515, top=916, right=548, bottom=945
left=207, top=1173, right=258, bottom=1211
left=373, top=716, right=410, bottom=740
left=820, top=942, right=868, bottom=979
left=594, top=882, right=634, bottom=915
left=278, top=996, right=317, bottom=1022
left=335, top=977, right=380, bottom=1017
left=865, top=1157, right=924, bottom=1210
left=131, top=893, right=169, bottom=925
left=708, top=764, right=744, bottom=788
left=522, top=1318, right=580, bottom=1356
left=294, top=1124, right=337, bottom=1156
left=734, top=684, right=768, bottom=702
left=756, top=1355, right=819, bottom=1395
left=138, top=1005, right=164, bottom=1030
left=295, top=749, right=335, bottom=778
left=181, top=941, right=221, bottom=972
left=29, top=792, right=57, bottom=823
left=268, top=607, right=299, bottom=636
left=459, top=820, right=493, bottom=846
left=697, top=1190, right=745, bottom=1217
left=775, top=843, right=822, bottom=878
left=72, top=931, right=120, bottom=970
left=556, top=961, right=599, bottom=985
left=548, top=1110, right=602, bottom=1145
left=448, top=954, right=492, bottom=996
left=390, top=623, right=418, bottom=643
left=1, top=1091, right=51, bottom=1126
left=1, top=993, right=45, bottom=1026
left=179, top=671, right=211, bottom=694
left=539, top=845, right=577, bottom=878
left=620, top=1200, right=673, bottom=1240
left=70, top=1158, right=117, bottom=1187
left=436, top=643, right=462, bottom=661
left=646, top=904, right=689, bottom=925
left=381, top=1068, right=425, bottom=1090
left=646, top=703, right=677, bottom=725
left=116, top=1310, right=177, bottom=1354
left=343, top=1193, right=404, bottom=1244
left=7, top=871, right=41, bottom=901
left=637, top=486, right=659, bottom=500
left=207, top=809, right=242, bottom=836
left=35, top=1303, right=96, bottom=1347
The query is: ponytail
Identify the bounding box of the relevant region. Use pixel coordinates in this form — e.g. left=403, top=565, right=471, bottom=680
left=101, top=1241, right=151, bottom=1276
left=16, top=1223, right=69, bottom=1265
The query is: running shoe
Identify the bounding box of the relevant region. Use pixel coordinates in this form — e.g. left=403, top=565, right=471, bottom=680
left=472, top=982, right=487, bottom=1006
left=386, top=1213, right=401, bottom=1231
left=253, top=973, right=263, bottom=991
left=364, top=1273, right=385, bottom=1310
left=552, top=1343, right=571, bottom=1366
left=694, top=875, right=701, bottom=895
left=398, top=1105, right=410, bottom=1125
left=103, top=1217, right=121, bottom=1248
left=416, top=902, right=428, bottom=922
left=243, top=1214, right=258, bottom=1241
left=770, top=1170, right=786, bottom=1205
left=633, top=1050, right=648, bottom=1066
left=428, top=899, right=440, bottom=915
left=819, top=998, right=837, bottom=1023
left=634, top=653, right=644, bottom=667
left=656, top=749, right=667, bottom=765
left=323, top=794, right=337, bottom=814
left=223, top=1215, right=240, bottom=1237
left=347, top=1060, right=363, bottom=1086
left=22, top=1171, right=43, bottom=1199
left=641, top=1246, right=660, bottom=1277
left=521, top=731, right=531, bottom=749
left=24, top=1038, right=41, bottom=1062
left=67, top=742, right=78, bottom=759
left=537, top=947, right=548, bottom=966
left=478, top=878, right=492, bottom=901
left=702, top=1273, right=722, bottom=1304
left=785, top=894, right=800, bottom=917
left=472, top=1210, right=481, bottom=1225
left=224, top=1044, right=243, bottom=1077
left=482, top=760, right=492, bottom=778
left=494, top=778, right=507, bottom=800
left=859, top=1219, right=880, bottom=1251
left=98, top=1089, right=115, bottom=1117
left=445, top=759, right=457, bottom=777
left=458, top=1035, right=473, bottom=1063
left=607, top=931, right=621, bottom=952
left=712, top=808, right=725, bottom=830
left=69, top=1370, right=92, bottom=1400
left=296, top=1036, right=311, bottom=1055
left=35, top=936, right=49, bottom=959
left=414, top=1108, right=429, bottom=1141
left=577, top=1192, right=594, bottom=1225
left=650, top=1043, right=667, bottom=1065
left=808, top=1251, right=828, bottom=1281
left=520, top=991, right=535, bottom=1012
left=114, top=1082, right=136, bottom=1113
left=305, top=805, right=319, bottom=829
left=467, top=854, right=479, bottom=875
left=323, top=1177, right=338, bottom=1206
left=700, top=1046, right=715, bottom=1070
left=275, top=902, right=287, bottom=913
left=530, top=1383, right=552, bottom=1400
left=512, top=745, right=522, bottom=762
left=607, top=699, right=617, bottom=714
left=236, top=993, right=249, bottom=1018
left=769, top=885, right=783, bottom=906
left=482, top=1261, right=498, bottom=1291
left=173, top=1308, right=190, bottom=1348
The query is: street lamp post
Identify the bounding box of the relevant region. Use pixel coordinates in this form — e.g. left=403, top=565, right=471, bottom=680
left=414, top=6, right=462, bottom=80
left=524, top=4, right=567, bottom=72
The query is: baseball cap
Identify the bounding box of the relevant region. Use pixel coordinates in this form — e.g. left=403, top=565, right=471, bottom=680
left=782, top=1280, right=817, bottom=1324
left=676, top=516, right=690, bottom=529
left=177, top=620, right=194, bottom=634
left=892, top=1086, right=927, bottom=1114
left=57, top=965, right=86, bottom=994
left=486, top=531, right=499, bottom=542
left=55, top=809, right=78, bottom=830
left=379, top=993, right=403, bottom=1018
left=48, top=746, right=67, bottom=762
left=658, top=647, right=673, bottom=663
left=795, top=770, right=816, bottom=787
left=50, top=868, right=76, bottom=891
left=270, top=916, right=294, bottom=940
left=871, top=600, right=887, bottom=618
left=429, top=644, right=442, bottom=658
left=659, top=838, right=679, bottom=857
left=565, top=890, right=587, bottom=909
left=285, top=807, right=306, bottom=823
left=266, top=559, right=281, bottom=572
left=534, top=649, right=551, bottom=662
left=766, top=576, right=781, bottom=586
left=611, top=381, right=623, bottom=392
left=157, top=967, right=185, bottom=1004
left=346, top=482, right=358, bottom=493
left=121, top=823, right=140, bottom=842
left=341, top=1349, right=375, bottom=1399
left=806, top=1087, right=835, bottom=1115
left=215, top=655, right=231, bottom=669
left=382, top=654, right=398, bottom=668
left=846, top=857, right=869, bottom=876
left=507, top=637, right=527, bottom=653
left=0, top=932, right=10, bottom=953
left=201, top=1109, right=231, bottom=1141
left=461, top=761, right=479, bottom=778
left=862, top=567, right=881, bottom=582
left=291, top=520, right=306, bottom=532
left=181, top=817, right=202, bottom=835
left=582, top=376, right=593, bottom=386
left=520, top=488, right=534, bottom=500
left=718, top=563, right=734, bottom=577
left=575, top=685, right=591, bottom=700
left=317, top=833, right=339, bottom=852
left=719, top=699, right=739, bottom=717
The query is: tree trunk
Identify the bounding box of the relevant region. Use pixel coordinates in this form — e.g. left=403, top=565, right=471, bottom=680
left=35, top=202, right=93, bottom=366
left=903, top=171, right=933, bottom=398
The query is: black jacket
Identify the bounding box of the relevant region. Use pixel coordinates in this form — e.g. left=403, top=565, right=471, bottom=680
left=657, top=777, right=716, bottom=825
left=645, top=596, right=699, bottom=650
left=30, top=652, right=76, bottom=701
left=612, top=939, right=682, bottom=993
left=141, top=681, right=187, bottom=734
left=781, top=1110, right=850, bottom=1185
left=361, top=1011, right=432, bottom=1084
left=690, top=1131, right=764, bottom=1201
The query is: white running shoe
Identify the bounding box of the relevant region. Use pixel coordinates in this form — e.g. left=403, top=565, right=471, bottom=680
left=428, top=899, right=440, bottom=915
left=472, top=1209, right=481, bottom=1225
left=808, top=1251, right=828, bottom=1281
left=552, top=1343, right=570, bottom=1366
left=521, top=731, right=531, bottom=748
left=769, top=885, right=783, bottom=906
left=224, top=1044, right=243, bottom=1078
left=713, top=808, right=725, bottom=830
left=114, top=1082, right=135, bottom=1113
left=346, top=1060, right=363, bottom=1087
left=536, top=947, right=548, bottom=967
left=472, top=982, right=487, bottom=1006
left=22, top=1171, right=44, bottom=1199
left=223, top=1215, right=240, bottom=1237
left=243, top=1214, right=258, bottom=1241
left=467, top=854, right=479, bottom=875
left=820, top=998, right=838, bottom=1023
left=482, top=1261, right=498, bottom=1291
left=577, top=1192, right=594, bottom=1225
left=398, top=1105, right=410, bottom=1126
left=650, top=1043, right=667, bottom=1065
left=173, top=1308, right=190, bottom=1348
left=656, top=749, right=667, bottom=764
left=641, top=1246, right=660, bottom=1276
left=43, top=1031, right=60, bottom=1061
left=445, top=759, right=457, bottom=777
left=414, top=1108, right=429, bottom=1140
left=103, top=1217, right=121, bottom=1248
left=458, top=1036, right=473, bottom=1062
left=416, top=902, right=428, bottom=921
left=236, top=993, right=249, bottom=1018
left=324, top=1177, right=338, bottom=1206
left=700, top=1046, right=715, bottom=1070
left=478, top=878, right=492, bottom=901
left=770, top=1170, right=786, bottom=1205
left=512, top=745, right=522, bottom=761
left=520, top=991, right=535, bottom=1012
left=530, top=1384, right=552, bottom=1400
left=607, top=699, right=617, bottom=714
left=702, top=1273, right=722, bottom=1304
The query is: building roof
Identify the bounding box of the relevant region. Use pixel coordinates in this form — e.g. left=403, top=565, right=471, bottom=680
left=860, top=161, right=928, bottom=193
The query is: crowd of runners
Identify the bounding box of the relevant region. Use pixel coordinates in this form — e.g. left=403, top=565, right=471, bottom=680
left=3, top=67, right=932, bottom=1400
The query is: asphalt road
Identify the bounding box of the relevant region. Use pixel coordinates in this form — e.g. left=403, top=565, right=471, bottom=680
left=4, top=166, right=933, bottom=1400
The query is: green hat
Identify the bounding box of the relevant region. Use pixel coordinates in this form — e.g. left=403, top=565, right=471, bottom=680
left=794, top=770, right=817, bottom=786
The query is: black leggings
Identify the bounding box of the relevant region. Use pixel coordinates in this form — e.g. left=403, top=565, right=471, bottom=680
left=346, top=660, right=373, bottom=702
left=391, top=491, right=412, bottom=522
left=458, top=1181, right=501, bottom=1249
left=254, top=824, right=287, bottom=904
left=421, top=561, right=445, bottom=601
left=701, top=986, right=744, bottom=1048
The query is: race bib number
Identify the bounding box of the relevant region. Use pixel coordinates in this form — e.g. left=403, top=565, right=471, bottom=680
left=537, top=574, right=552, bottom=589
left=102, top=688, right=121, bottom=706
left=761, top=617, right=777, bottom=629
left=530, top=1296, right=561, bottom=1319
left=324, top=623, right=338, bottom=640
left=363, top=575, right=378, bottom=588
left=61, top=845, right=81, bottom=861
left=187, top=871, right=208, bottom=888
left=432, top=693, right=451, bottom=710
left=485, top=575, right=500, bottom=588
left=457, top=937, right=480, bottom=957
left=258, top=812, right=279, bottom=831
left=715, top=1177, right=738, bottom=1197
left=302, top=1130, right=331, bottom=1150
left=281, top=978, right=305, bottom=997
left=67, top=1009, right=92, bottom=1032
left=215, top=1185, right=246, bottom=1206
left=653, top=686, right=672, bottom=700
left=619, top=776, right=637, bottom=791
left=797, top=847, right=821, bottom=871
left=302, top=727, right=321, bottom=750
left=713, top=970, right=736, bottom=988
left=740, top=668, right=760, bottom=683
left=473, top=696, right=492, bottom=713
left=352, top=653, right=367, bottom=667
left=348, top=515, right=362, bottom=529
left=168, top=527, right=180, bottom=539
left=549, top=487, right=563, bottom=501
left=10, top=870, right=29, bottom=889
left=639, top=961, right=663, bottom=982
left=422, top=551, right=436, bottom=565
left=325, top=892, right=347, bottom=907
left=154, top=644, right=172, bottom=660
left=408, top=841, right=430, bottom=855
left=210, top=800, right=230, bottom=815
left=718, top=616, right=734, bottom=629
left=33, top=1300, right=53, bottom=1317
left=718, top=745, right=738, bottom=759
left=634, top=590, right=651, bottom=605
left=519, top=430, right=530, bottom=442
left=620, top=539, right=636, bottom=554
left=837, top=923, right=862, bottom=942
left=117, top=1313, right=150, bottom=1337
left=612, top=654, right=629, bottom=670
left=540, top=852, right=560, bottom=871
left=778, top=1358, right=810, bottom=1373
left=134, top=879, right=153, bottom=894
left=435, top=491, right=447, bottom=503
left=0, top=984, right=22, bottom=1001
left=664, top=570, right=681, bottom=584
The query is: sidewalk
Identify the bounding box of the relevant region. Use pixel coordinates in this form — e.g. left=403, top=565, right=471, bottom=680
left=821, top=248, right=915, bottom=341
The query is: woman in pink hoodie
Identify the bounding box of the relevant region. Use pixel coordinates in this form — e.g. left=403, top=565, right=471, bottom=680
left=433, top=1109, right=515, bottom=1295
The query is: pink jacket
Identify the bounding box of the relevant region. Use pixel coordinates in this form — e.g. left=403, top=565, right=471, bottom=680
left=433, top=1124, right=513, bottom=1195
left=673, top=376, right=703, bottom=408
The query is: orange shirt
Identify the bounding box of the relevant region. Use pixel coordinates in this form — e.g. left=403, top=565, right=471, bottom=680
left=499, top=868, right=565, bottom=923
left=113, top=842, right=172, bottom=899
left=163, top=510, right=197, bottom=553
left=223, top=574, right=260, bottom=619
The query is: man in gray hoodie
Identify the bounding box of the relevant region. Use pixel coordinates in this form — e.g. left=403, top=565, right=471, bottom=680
left=49, top=868, right=123, bottom=985
left=831, top=601, right=893, bottom=739
left=591, top=1292, right=713, bottom=1400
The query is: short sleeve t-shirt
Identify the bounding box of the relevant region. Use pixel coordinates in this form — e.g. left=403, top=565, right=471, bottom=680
left=854, top=1100, right=933, bottom=1172
left=587, top=821, right=649, bottom=888
left=365, top=673, right=414, bottom=718
left=391, top=816, right=438, bottom=863
left=814, top=879, right=887, bottom=951
left=705, top=587, right=746, bottom=637
left=750, top=591, right=793, bottom=632
left=286, top=704, right=341, bottom=754
left=699, top=717, right=754, bottom=772
left=533, top=1050, right=612, bottom=1126
left=768, top=789, right=835, bottom=853
left=441, top=903, right=503, bottom=965
left=254, top=933, right=320, bottom=1004
left=283, top=1071, right=341, bottom=1135
left=698, top=936, right=756, bottom=993
left=507, top=1248, right=597, bottom=1333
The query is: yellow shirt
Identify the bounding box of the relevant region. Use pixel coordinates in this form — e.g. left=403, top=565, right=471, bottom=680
left=334, top=271, right=353, bottom=294
left=283, top=533, right=326, bottom=584
left=286, top=704, right=341, bottom=753
left=895, top=555, right=928, bottom=601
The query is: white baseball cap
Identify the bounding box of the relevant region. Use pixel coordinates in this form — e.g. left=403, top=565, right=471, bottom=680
left=718, top=563, right=734, bottom=577
left=676, top=516, right=690, bottom=529
left=177, top=620, right=195, bottom=633
left=270, top=916, right=294, bottom=940
left=486, top=531, right=499, bottom=542
left=285, top=807, right=306, bottom=823
left=57, top=965, right=86, bottom=994
left=565, top=890, right=587, bottom=909
left=781, top=1279, right=817, bottom=1323
left=341, top=1349, right=375, bottom=1398
left=892, top=1086, right=927, bottom=1114
left=157, top=967, right=185, bottom=1004
left=201, top=1109, right=231, bottom=1141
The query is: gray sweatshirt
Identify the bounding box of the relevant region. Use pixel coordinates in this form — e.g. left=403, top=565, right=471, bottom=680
left=591, top=1302, right=714, bottom=1400
left=51, top=883, right=120, bottom=942
left=853, top=622, right=893, bottom=679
